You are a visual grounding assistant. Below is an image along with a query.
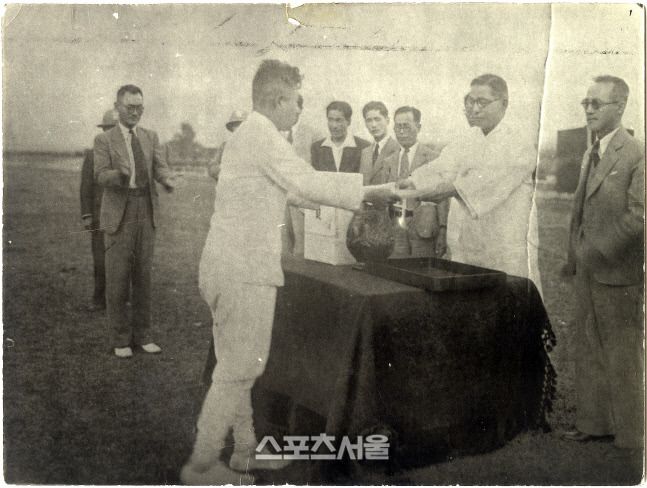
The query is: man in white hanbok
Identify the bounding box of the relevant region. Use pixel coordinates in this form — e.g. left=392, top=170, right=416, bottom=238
left=401, top=74, right=542, bottom=295
left=181, top=60, right=399, bottom=485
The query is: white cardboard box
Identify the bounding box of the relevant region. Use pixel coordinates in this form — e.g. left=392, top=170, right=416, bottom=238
left=304, top=205, right=357, bottom=265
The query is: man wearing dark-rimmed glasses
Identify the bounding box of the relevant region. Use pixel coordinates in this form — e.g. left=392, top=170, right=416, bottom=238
left=397, top=74, right=542, bottom=294
left=562, top=75, right=644, bottom=459
left=94, top=84, right=180, bottom=358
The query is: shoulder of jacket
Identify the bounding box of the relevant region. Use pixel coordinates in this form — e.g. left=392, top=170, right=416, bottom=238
left=311, top=138, right=325, bottom=149
left=623, top=132, right=644, bottom=154
left=354, top=136, right=371, bottom=149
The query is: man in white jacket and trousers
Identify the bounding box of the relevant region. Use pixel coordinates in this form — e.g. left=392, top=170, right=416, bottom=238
left=401, top=74, right=542, bottom=296
left=181, top=60, right=399, bottom=485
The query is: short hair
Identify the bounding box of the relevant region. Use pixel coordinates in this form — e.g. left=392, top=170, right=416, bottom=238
left=252, top=60, right=302, bottom=108
left=471, top=74, right=508, bottom=101
left=117, top=84, right=143, bottom=100
left=362, top=101, right=388, bottom=119
left=326, top=101, right=352, bottom=122
left=594, top=75, right=629, bottom=102
left=297, top=94, right=304, bottom=110
left=394, top=106, right=421, bottom=124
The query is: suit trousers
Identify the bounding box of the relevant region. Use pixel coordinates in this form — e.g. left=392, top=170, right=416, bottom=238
left=105, top=194, right=155, bottom=348
left=573, top=262, right=644, bottom=449
left=391, top=217, right=436, bottom=259
left=89, top=220, right=106, bottom=304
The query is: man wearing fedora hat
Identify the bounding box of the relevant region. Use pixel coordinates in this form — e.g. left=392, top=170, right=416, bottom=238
left=80, top=109, right=119, bottom=311
left=207, top=110, right=248, bottom=180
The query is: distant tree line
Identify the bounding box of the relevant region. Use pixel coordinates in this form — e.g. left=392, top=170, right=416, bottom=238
left=165, top=122, right=217, bottom=168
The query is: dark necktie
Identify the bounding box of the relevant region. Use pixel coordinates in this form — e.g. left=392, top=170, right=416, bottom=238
left=372, top=143, right=379, bottom=165
left=399, top=147, right=410, bottom=179
left=287, top=129, right=293, bottom=145
left=589, top=140, right=600, bottom=170
left=130, top=129, right=149, bottom=188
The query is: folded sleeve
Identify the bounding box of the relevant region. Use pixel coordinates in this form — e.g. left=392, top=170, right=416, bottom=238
left=453, top=145, right=536, bottom=219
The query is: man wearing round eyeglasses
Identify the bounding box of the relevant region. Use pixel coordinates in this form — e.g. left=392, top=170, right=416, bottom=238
left=562, top=76, right=644, bottom=459
left=94, top=84, right=180, bottom=359
left=397, top=74, right=542, bottom=294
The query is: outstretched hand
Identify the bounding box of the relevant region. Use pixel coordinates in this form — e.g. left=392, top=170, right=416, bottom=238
left=396, top=178, right=416, bottom=190
left=363, top=184, right=401, bottom=210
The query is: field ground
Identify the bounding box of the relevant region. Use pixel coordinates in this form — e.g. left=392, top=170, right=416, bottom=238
left=2, top=157, right=644, bottom=484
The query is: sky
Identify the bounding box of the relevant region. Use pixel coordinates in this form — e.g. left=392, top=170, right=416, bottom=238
left=2, top=3, right=644, bottom=153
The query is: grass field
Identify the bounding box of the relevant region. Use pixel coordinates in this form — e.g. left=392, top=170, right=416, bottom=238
left=2, top=157, right=642, bottom=484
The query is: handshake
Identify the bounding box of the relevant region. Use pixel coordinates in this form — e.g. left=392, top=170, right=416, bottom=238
left=363, top=179, right=453, bottom=209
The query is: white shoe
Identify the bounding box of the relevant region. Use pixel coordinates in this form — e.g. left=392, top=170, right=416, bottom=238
left=181, top=461, right=254, bottom=485
left=141, top=343, right=161, bottom=354
left=230, top=447, right=292, bottom=472
left=114, top=347, right=133, bottom=358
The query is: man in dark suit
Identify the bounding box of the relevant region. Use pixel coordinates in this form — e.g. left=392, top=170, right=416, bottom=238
left=310, top=100, right=370, bottom=173
left=359, top=101, right=400, bottom=185
left=94, top=84, right=179, bottom=358
left=80, top=109, right=119, bottom=311
left=562, top=75, right=644, bottom=458
left=383, top=106, right=449, bottom=258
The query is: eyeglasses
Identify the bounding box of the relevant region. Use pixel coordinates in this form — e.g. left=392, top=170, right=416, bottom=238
left=119, top=103, right=144, bottom=114
left=580, top=99, right=619, bottom=110
left=394, top=124, right=415, bottom=133
left=464, top=95, right=502, bottom=109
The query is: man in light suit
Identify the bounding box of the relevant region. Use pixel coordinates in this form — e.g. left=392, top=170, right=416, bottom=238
left=310, top=100, right=370, bottom=173
left=383, top=106, right=449, bottom=258
left=359, top=101, right=400, bottom=186
left=94, top=84, right=178, bottom=358
left=398, top=75, right=542, bottom=294
left=562, top=75, right=644, bottom=459
left=181, top=60, right=399, bottom=485
left=80, top=109, right=119, bottom=311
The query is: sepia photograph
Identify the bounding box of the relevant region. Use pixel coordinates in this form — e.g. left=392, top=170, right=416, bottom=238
left=2, top=3, right=645, bottom=485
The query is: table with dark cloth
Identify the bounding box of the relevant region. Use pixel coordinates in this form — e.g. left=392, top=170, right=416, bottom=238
left=251, top=255, right=556, bottom=465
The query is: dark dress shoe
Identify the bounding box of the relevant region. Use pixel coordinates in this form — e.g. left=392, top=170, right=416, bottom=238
left=561, top=430, right=610, bottom=442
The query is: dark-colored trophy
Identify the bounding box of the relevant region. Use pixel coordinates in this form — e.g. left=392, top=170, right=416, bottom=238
left=346, top=204, right=395, bottom=262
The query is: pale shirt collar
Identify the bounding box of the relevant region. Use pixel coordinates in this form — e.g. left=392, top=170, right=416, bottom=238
left=119, top=121, right=137, bottom=137
left=375, top=135, right=390, bottom=153
left=399, top=141, right=419, bottom=162
left=597, top=127, right=620, bottom=156
left=397, top=141, right=419, bottom=177
left=321, top=134, right=356, bottom=170
left=118, top=122, right=138, bottom=188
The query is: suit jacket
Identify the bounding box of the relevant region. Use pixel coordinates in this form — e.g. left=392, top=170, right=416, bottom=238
left=310, top=136, right=370, bottom=173
left=567, top=127, right=644, bottom=285
left=383, top=143, right=449, bottom=239
left=80, top=149, right=102, bottom=223
left=94, top=125, right=173, bottom=234
left=359, top=136, right=400, bottom=185
left=381, top=142, right=441, bottom=184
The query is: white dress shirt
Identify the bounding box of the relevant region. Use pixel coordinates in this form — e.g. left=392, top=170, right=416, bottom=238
left=598, top=127, right=620, bottom=157
left=118, top=122, right=138, bottom=188
left=320, top=135, right=357, bottom=171
left=397, top=142, right=419, bottom=178
left=374, top=135, right=391, bottom=156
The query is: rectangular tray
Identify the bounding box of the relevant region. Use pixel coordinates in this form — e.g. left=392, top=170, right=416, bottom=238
left=364, top=257, right=506, bottom=292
